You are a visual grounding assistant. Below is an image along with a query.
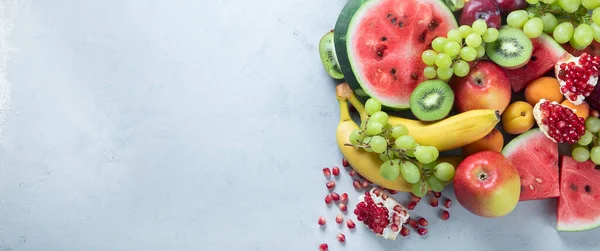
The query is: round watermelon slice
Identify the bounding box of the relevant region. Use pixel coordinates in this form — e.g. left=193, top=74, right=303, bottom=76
left=333, top=0, right=458, bottom=110
left=501, top=129, right=560, bottom=201
left=557, top=156, right=600, bottom=232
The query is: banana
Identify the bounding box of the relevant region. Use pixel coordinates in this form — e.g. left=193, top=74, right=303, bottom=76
left=341, top=83, right=500, bottom=152
left=336, top=84, right=462, bottom=192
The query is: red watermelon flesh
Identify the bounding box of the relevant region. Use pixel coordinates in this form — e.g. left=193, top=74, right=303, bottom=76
left=501, top=129, right=559, bottom=201
left=504, top=33, right=568, bottom=92
left=557, top=156, right=600, bottom=231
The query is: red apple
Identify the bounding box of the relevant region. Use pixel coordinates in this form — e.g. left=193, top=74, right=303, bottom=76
left=450, top=61, right=511, bottom=114
left=460, top=0, right=501, bottom=29
left=453, top=151, right=521, bottom=218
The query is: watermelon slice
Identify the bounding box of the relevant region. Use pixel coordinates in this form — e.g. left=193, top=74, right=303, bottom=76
left=333, top=0, right=457, bottom=110
left=503, top=33, right=568, bottom=92
left=557, top=156, right=600, bottom=231
left=501, top=129, right=559, bottom=201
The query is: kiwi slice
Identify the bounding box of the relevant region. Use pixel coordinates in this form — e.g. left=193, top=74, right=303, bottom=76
left=409, top=80, right=454, bottom=122
left=319, top=31, right=344, bottom=79
left=485, top=27, right=533, bottom=69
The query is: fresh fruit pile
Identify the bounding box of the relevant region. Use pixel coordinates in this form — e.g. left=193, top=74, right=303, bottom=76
left=317, top=0, right=600, bottom=247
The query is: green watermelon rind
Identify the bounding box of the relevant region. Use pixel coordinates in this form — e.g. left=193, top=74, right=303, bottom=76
left=501, top=128, right=543, bottom=157
left=557, top=157, right=600, bottom=232
left=333, top=0, right=458, bottom=110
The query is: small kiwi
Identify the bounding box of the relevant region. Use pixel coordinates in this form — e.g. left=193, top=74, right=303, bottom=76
left=409, top=80, right=454, bottom=122
left=485, top=27, right=533, bottom=69
left=319, top=30, right=344, bottom=79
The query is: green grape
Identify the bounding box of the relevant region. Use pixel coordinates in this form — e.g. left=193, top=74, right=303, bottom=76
left=482, top=28, right=499, bottom=43
left=465, top=33, right=482, bottom=48
left=553, top=22, right=575, bottom=44
left=447, top=29, right=463, bottom=43
left=422, top=161, right=437, bottom=171
left=444, top=41, right=462, bottom=57
left=460, top=46, right=478, bottom=61
left=422, top=50, right=438, bottom=65
left=437, top=67, right=454, bottom=81
left=586, top=117, right=600, bottom=133
left=380, top=159, right=401, bottom=180
left=583, top=0, right=600, bottom=9
left=591, top=146, right=600, bottom=164
left=572, top=147, right=591, bottom=162
left=472, top=20, right=488, bottom=35
left=365, top=99, right=381, bottom=116
left=366, top=121, right=384, bottom=135
left=432, top=37, right=449, bottom=52
left=395, top=135, right=416, bottom=149
left=526, top=0, right=539, bottom=3
left=349, top=129, right=361, bottom=145
left=523, top=18, right=544, bottom=38
left=578, top=130, right=594, bottom=145
left=435, top=53, right=453, bottom=68
left=423, top=66, right=437, bottom=79
left=453, top=60, right=470, bottom=77
left=540, top=13, right=558, bottom=34
left=414, top=145, right=435, bottom=164
left=380, top=152, right=392, bottom=161
left=390, top=124, right=409, bottom=138
left=573, top=24, right=594, bottom=49
left=427, top=176, right=445, bottom=192
left=411, top=180, right=429, bottom=197
left=405, top=149, right=415, bottom=157
left=429, top=146, right=440, bottom=161
left=400, top=161, right=421, bottom=184
left=558, top=0, right=582, bottom=13
left=476, top=45, right=486, bottom=58
left=543, top=0, right=557, bottom=4
left=591, top=23, right=600, bottom=43
left=507, top=10, right=530, bottom=28
left=370, top=111, right=389, bottom=125
left=458, top=25, right=473, bottom=38
left=434, top=162, right=455, bottom=181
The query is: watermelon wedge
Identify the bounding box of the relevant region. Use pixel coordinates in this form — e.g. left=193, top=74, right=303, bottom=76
left=334, top=0, right=458, bottom=110
left=502, top=129, right=559, bottom=201
left=557, top=156, right=600, bottom=232
left=503, top=33, right=568, bottom=92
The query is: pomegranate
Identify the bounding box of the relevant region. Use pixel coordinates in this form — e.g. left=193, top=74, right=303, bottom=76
left=354, top=187, right=410, bottom=240
left=533, top=99, right=586, bottom=143
left=555, top=53, right=600, bottom=105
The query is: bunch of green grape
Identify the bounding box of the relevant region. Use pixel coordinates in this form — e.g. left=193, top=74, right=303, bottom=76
left=348, top=98, right=456, bottom=197
left=572, top=117, right=600, bottom=163
left=507, top=0, right=600, bottom=49
left=422, top=20, right=498, bottom=81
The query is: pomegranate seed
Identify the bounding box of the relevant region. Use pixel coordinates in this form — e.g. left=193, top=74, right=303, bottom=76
left=339, top=203, right=347, bottom=212
left=347, top=219, right=356, bottom=229
left=388, top=189, right=398, bottom=194
left=342, top=158, right=349, bottom=167
left=336, top=214, right=343, bottom=224
left=319, top=243, right=328, bottom=251
left=411, top=194, right=421, bottom=203
left=400, top=226, right=410, bottom=236
left=408, top=219, right=419, bottom=229
left=433, top=191, right=442, bottom=198
left=361, top=180, right=371, bottom=188
left=393, top=205, right=403, bottom=213
left=381, top=193, right=389, bottom=200
left=349, top=170, right=357, bottom=177
left=326, top=181, right=336, bottom=190
left=373, top=188, right=382, bottom=196
left=418, top=217, right=429, bottom=227
left=430, top=197, right=439, bottom=207
left=322, top=168, right=331, bottom=178
left=441, top=210, right=450, bottom=221
left=318, top=216, right=326, bottom=225
left=325, top=194, right=333, bottom=204
left=417, top=228, right=428, bottom=235
left=341, top=193, right=348, bottom=202
left=331, top=192, right=340, bottom=201
left=391, top=224, right=399, bottom=232
left=407, top=202, right=417, bottom=210
left=337, top=233, right=346, bottom=242
left=332, top=166, right=340, bottom=176
left=444, top=199, right=452, bottom=208
left=353, top=179, right=362, bottom=190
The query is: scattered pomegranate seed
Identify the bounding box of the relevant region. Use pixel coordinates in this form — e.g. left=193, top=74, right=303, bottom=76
left=339, top=203, right=347, bottom=212
left=433, top=191, right=442, bottom=198
left=336, top=214, right=343, bottom=224
left=331, top=192, right=340, bottom=201
left=430, top=197, right=439, bottom=207
left=325, top=194, right=333, bottom=204
left=336, top=233, right=346, bottom=242
left=322, top=168, right=331, bottom=178
left=444, top=199, right=452, bottom=208
left=318, top=216, right=326, bottom=225
left=341, top=193, right=348, bottom=202
left=352, top=180, right=362, bottom=190
left=349, top=170, right=357, bottom=177
left=342, top=158, right=349, bottom=167
left=319, top=243, right=329, bottom=251
left=388, top=189, right=398, bottom=194
left=417, top=228, right=428, bottom=235
left=408, top=219, right=419, bottom=229
left=347, top=219, right=356, bottom=229
left=400, top=226, right=410, bottom=236
left=592, top=109, right=600, bottom=117
left=411, top=194, right=421, bottom=203
left=361, top=180, right=371, bottom=188
left=441, top=210, right=450, bottom=221
left=326, top=181, right=336, bottom=190
left=332, top=166, right=340, bottom=176
left=407, top=202, right=417, bottom=210
left=418, top=217, right=429, bottom=227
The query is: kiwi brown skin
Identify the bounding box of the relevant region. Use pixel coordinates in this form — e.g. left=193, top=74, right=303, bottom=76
left=409, top=80, right=455, bottom=122
left=319, top=31, right=344, bottom=79
left=485, top=27, right=533, bottom=69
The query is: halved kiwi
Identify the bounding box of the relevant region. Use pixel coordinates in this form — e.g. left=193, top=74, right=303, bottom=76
left=409, top=80, right=454, bottom=122
left=319, top=31, right=344, bottom=79
left=485, top=27, right=533, bottom=69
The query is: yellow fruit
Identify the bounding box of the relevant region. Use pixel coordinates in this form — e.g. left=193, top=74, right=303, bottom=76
left=561, top=99, right=589, bottom=120
left=524, top=77, right=563, bottom=106
left=502, top=101, right=534, bottom=134
left=462, top=128, right=504, bottom=156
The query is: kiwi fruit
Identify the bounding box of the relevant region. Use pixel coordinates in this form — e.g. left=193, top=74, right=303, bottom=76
left=319, top=31, right=344, bottom=79
left=409, top=80, right=454, bottom=122
left=485, top=27, right=533, bottom=69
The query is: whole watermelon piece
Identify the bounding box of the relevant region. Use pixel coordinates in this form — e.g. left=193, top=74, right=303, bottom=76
left=557, top=156, right=600, bottom=232
left=333, top=0, right=458, bottom=110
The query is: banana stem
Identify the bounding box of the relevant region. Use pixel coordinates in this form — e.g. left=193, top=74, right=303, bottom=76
left=349, top=95, right=368, bottom=122
left=338, top=99, right=352, bottom=122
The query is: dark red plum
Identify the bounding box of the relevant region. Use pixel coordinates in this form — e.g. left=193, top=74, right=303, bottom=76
left=496, top=0, right=527, bottom=14
left=459, top=0, right=501, bottom=29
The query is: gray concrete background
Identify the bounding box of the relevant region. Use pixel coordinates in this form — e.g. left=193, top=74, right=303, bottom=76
left=0, top=0, right=598, bottom=250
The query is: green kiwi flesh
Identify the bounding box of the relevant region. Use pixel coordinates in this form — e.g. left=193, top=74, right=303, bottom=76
left=409, top=80, right=455, bottom=122
left=319, top=31, right=344, bottom=79
left=485, top=27, right=533, bottom=69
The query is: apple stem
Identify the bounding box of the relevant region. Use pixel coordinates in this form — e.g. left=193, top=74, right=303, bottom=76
left=478, top=173, right=488, bottom=181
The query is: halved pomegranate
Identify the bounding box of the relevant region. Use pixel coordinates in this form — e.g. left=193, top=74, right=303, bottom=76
left=353, top=187, right=409, bottom=240
left=533, top=99, right=586, bottom=143
left=555, top=53, right=600, bottom=105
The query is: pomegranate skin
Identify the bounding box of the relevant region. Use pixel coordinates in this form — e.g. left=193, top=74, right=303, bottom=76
left=586, top=83, right=600, bottom=111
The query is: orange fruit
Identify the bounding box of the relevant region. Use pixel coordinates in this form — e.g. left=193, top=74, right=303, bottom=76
left=561, top=100, right=590, bottom=120
left=524, top=77, right=564, bottom=106
left=462, top=128, right=504, bottom=157
left=502, top=101, right=534, bottom=135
